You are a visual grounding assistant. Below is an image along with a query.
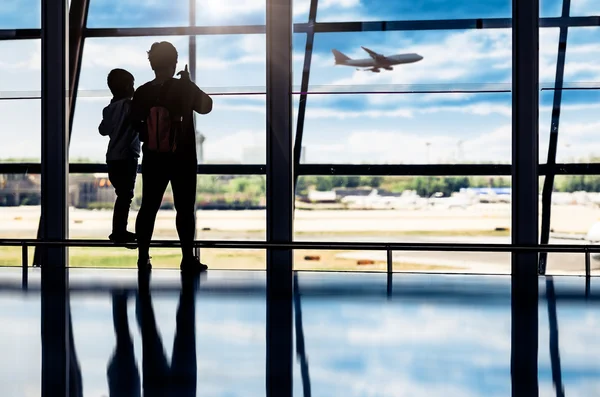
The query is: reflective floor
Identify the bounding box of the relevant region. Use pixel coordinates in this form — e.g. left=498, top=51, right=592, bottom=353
left=1, top=268, right=599, bottom=396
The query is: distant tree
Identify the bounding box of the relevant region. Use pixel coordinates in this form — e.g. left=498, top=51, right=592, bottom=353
left=316, top=177, right=333, bottom=191
left=346, top=176, right=361, bottom=188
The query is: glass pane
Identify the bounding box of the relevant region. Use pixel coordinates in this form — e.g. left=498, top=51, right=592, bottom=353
left=540, top=28, right=559, bottom=85
left=69, top=174, right=265, bottom=269
left=0, top=100, right=40, bottom=162
left=293, top=33, right=307, bottom=87
left=571, top=0, right=600, bottom=16
left=195, top=0, right=265, bottom=25
left=554, top=91, right=600, bottom=164
left=0, top=40, right=41, bottom=164
left=294, top=175, right=512, bottom=273
left=564, top=27, right=600, bottom=84
left=0, top=173, right=39, bottom=266
left=0, top=0, right=40, bottom=28
left=308, top=30, right=512, bottom=87
left=541, top=0, right=563, bottom=17
left=0, top=40, right=40, bottom=92
left=544, top=174, right=600, bottom=277
left=298, top=93, right=511, bottom=164
left=87, top=0, right=189, bottom=28
left=195, top=35, right=265, bottom=88
left=307, top=0, right=511, bottom=22
left=200, top=95, right=265, bottom=164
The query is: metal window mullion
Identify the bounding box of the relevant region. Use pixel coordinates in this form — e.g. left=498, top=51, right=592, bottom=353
left=539, top=0, right=571, bottom=275
left=293, top=0, right=319, bottom=191
left=189, top=0, right=200, bottom=259
left=41, top=0, right=70, bottom=396
left=511, top=0, right=540, bottom=395
left=266, top=0, right=294, bottom=395
left=34, top=0, right=90, bottom=268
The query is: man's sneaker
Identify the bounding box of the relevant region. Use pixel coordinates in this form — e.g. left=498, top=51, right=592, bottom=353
left=137, top=256, right=152, bottom=272
left=180, top=257, right=208, bottom=274
left=109, top=231, right=137, bottom=247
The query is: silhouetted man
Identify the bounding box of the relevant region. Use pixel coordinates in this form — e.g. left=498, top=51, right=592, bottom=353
left=131, top=41, right=213, bottom=273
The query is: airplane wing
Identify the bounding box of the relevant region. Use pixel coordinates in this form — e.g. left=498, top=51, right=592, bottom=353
left=361, top=46, right=384, bottom=60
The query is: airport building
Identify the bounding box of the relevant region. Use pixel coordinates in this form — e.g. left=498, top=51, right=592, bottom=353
left=1, top=0, right=599, bottom=396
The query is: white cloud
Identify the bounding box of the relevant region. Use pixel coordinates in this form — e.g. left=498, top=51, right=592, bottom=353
left=204, top=130, right=264, bottom=163
left=571, top=0, right=600, bottom=15
left=294, top=0, right=361, bottom=17
left=200, top=0, right=264, bottom=18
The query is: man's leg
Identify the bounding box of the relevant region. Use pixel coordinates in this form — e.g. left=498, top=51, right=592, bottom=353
left=136, top=287, right=170, bottom=396
left=171, top=161, right=197, bottom=262
left=170, top=275, right=198, bottom=397
left=135, top=156, right=169, bottom=265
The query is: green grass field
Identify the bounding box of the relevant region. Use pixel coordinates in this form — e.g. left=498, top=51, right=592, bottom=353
left=0, top=228, right=500, bottom=271
left=0, top=245, right=463, bottom=272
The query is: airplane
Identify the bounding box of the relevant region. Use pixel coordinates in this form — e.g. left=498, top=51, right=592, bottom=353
left=331, top=46, right=423, bottom=73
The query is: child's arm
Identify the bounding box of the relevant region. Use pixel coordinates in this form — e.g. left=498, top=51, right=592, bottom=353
left=98, top=109, right=111, bottom=136
left=130, top=91, right=146, bottom=142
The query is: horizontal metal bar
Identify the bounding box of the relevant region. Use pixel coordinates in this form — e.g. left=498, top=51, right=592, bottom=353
left=0, top=163, right=265, bottom=175
left=0, top=29, right=41, bottom=40
left=3, top=163, right=600, bottom=176
left=3, top=16, right=599, bottom=43
left=300, top=163, right=600, bottom=176
left=298, top=164, right=512, bottom=176
left=72, top=163, right=266, bottom=175
left=541, top=163, right=600, bottom=175
left=296, top=16, right=600, bottom=33
left=3, top=83, right=600, bottom=101
left=1, top=238, right=600, bottom=253
left=85, top=25, right=267, bottom=38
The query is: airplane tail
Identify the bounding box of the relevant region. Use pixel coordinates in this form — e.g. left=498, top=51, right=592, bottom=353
left=332, top=49, right=351, bottom=65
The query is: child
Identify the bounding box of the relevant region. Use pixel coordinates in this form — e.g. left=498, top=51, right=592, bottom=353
left=99, top=68, right=140, bottom=244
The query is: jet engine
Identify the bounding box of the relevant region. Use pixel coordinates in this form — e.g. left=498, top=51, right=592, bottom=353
left=383, top=66, right=393, bottom=71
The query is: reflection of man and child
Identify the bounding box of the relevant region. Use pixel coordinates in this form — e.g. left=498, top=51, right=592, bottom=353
left=106, top=275, right=199, bottom=397
left=62, top=41, right=209, bottom=396
left=99, top=40, right=213, bottom=274
left=69, top=276, right=199, bottom=397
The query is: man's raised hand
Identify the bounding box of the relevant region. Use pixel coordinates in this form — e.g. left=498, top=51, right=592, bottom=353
left=177, top=64, right=191, bottom=81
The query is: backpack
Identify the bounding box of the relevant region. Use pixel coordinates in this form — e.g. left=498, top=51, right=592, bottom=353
left=145, top=80, right=182, bottom=153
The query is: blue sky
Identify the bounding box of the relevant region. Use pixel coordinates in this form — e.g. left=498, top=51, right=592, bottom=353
left=1, top=0, right=600, bottom=164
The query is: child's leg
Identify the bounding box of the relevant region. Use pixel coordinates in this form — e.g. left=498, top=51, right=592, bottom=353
left=108, top=159, right=137, bottom=235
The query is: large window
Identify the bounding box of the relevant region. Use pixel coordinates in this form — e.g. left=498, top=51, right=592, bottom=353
left=1, top=0, right=599, bottom=274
